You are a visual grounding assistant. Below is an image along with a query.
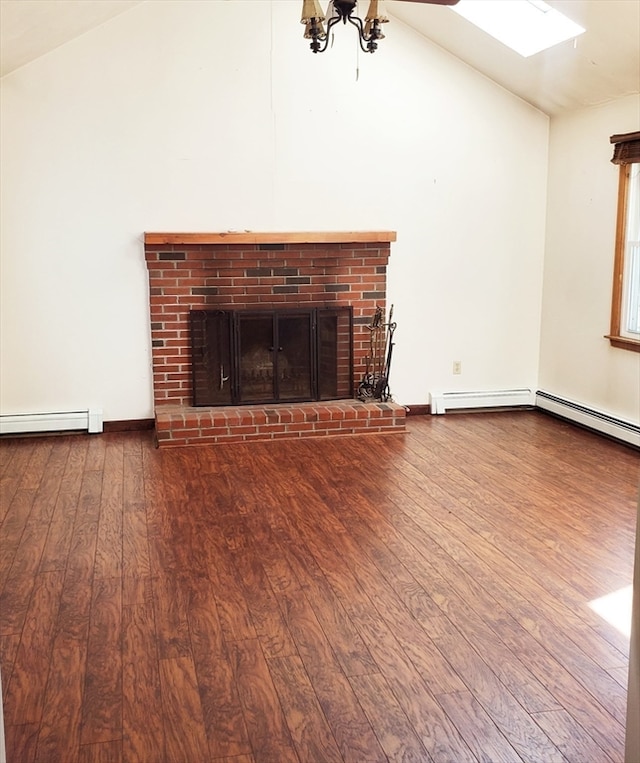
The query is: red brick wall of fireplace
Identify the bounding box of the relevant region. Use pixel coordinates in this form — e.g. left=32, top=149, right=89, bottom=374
left=144, top=233, right=393, bottom=408
left=143, top=232, right=405, bottom=446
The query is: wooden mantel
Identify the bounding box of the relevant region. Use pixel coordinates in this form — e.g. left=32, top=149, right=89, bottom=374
left=144, top=231, right=397, bottom=245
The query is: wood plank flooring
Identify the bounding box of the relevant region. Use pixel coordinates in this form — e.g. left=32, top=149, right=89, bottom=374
left=0, top=411, right=637, bottom=763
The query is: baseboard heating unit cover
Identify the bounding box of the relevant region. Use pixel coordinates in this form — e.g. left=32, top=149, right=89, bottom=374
left=535, top=391, right=640, bottom=447
left=0, top=409, right=103, bottom=436
left=430, top=389, right=534, bottom=415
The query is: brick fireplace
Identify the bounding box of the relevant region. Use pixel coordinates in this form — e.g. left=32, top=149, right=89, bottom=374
left=144, top=231, right=406, bottom=446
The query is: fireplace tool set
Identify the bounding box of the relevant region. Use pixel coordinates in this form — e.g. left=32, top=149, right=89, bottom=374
left=357, top=305, right=396, bottom=402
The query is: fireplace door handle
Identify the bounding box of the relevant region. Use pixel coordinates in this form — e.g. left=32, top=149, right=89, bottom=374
left=268, top=346, right=284, bottom=352
left=220, top=365, right=229, bottom=390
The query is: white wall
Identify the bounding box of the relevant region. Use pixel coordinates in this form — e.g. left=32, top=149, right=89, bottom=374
left=540, top=94, right=640, bottom=424
left=0, top=0, right=549, bottom=420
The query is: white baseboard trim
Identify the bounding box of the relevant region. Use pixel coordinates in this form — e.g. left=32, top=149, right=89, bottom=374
left=535, top=391, right=640, bottom=447
left=0, top=408, right=103, bottom=435
left=429, top=389, right=534, bottom=415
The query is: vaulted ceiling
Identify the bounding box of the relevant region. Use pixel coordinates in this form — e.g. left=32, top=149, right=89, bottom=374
left=387, top=0, right=640, bottom=115
left=1, top=0, right=639, bottom=116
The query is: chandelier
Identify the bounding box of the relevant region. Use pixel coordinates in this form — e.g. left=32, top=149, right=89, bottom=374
left=301, top=0, right=389, bottom=54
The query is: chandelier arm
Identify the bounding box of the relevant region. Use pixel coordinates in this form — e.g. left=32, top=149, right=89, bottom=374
left=309, top=14, right=343, bottom=53
left=326, top=14, right=344, bottom=37
left=307, top=3, right=382, bottom=54
left=346, top=14, right=378, bottom=53
left=310, top=34, right=329, bottom=53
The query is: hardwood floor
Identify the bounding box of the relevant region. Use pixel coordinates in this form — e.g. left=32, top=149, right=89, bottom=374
left=0, top=411, right=637, bottom=763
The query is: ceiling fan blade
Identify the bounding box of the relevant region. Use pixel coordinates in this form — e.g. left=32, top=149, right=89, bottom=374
left=395, top=0, right=460, bottom=5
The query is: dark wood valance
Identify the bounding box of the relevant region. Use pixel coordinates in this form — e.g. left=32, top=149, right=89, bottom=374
left=610, top=131, right=640, bottom=165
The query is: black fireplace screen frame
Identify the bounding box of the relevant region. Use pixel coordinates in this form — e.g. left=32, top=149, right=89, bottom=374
left=190, top=307, right=353, bottom=407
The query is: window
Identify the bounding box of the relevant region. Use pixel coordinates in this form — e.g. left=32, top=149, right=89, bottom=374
left=608, top=132, right=640, bottom=353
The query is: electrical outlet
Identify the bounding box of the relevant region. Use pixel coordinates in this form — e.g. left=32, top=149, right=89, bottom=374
left=453, top=361, right=462, bottom=375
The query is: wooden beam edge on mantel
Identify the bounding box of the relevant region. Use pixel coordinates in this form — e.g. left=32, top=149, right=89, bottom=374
left=144, top=231, right=397, bottom=245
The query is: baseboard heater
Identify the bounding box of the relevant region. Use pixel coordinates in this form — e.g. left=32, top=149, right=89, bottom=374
left=430, top=389, right=534, bottom=414
left=0, top=408, right=103, bottom=436
left=535, top=391, right=640, bottom=447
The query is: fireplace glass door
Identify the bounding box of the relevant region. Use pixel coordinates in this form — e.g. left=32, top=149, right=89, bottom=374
left=191, top=308, right=352, bottom=406
left=191, top=310, right=233, bottom=406
left=238, top=311, right=312, bottom=403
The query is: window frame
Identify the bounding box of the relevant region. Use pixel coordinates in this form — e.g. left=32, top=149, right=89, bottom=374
left=606, top=135, right=640, bottom=353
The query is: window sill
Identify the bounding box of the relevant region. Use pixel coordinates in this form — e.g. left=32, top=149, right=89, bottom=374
left=605, top=335, right=640, bottom=352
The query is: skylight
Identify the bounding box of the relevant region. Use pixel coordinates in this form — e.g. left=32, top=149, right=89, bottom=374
left=451, top=0, right=586, bottom=57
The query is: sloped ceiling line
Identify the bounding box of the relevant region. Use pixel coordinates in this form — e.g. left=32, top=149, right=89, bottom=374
left=1, top=0, right=639, bottom=116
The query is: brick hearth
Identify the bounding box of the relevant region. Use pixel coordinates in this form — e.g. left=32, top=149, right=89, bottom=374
left=144, top=231, right=406, bottom=446
left=155, top=400, right=405, bottom=447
